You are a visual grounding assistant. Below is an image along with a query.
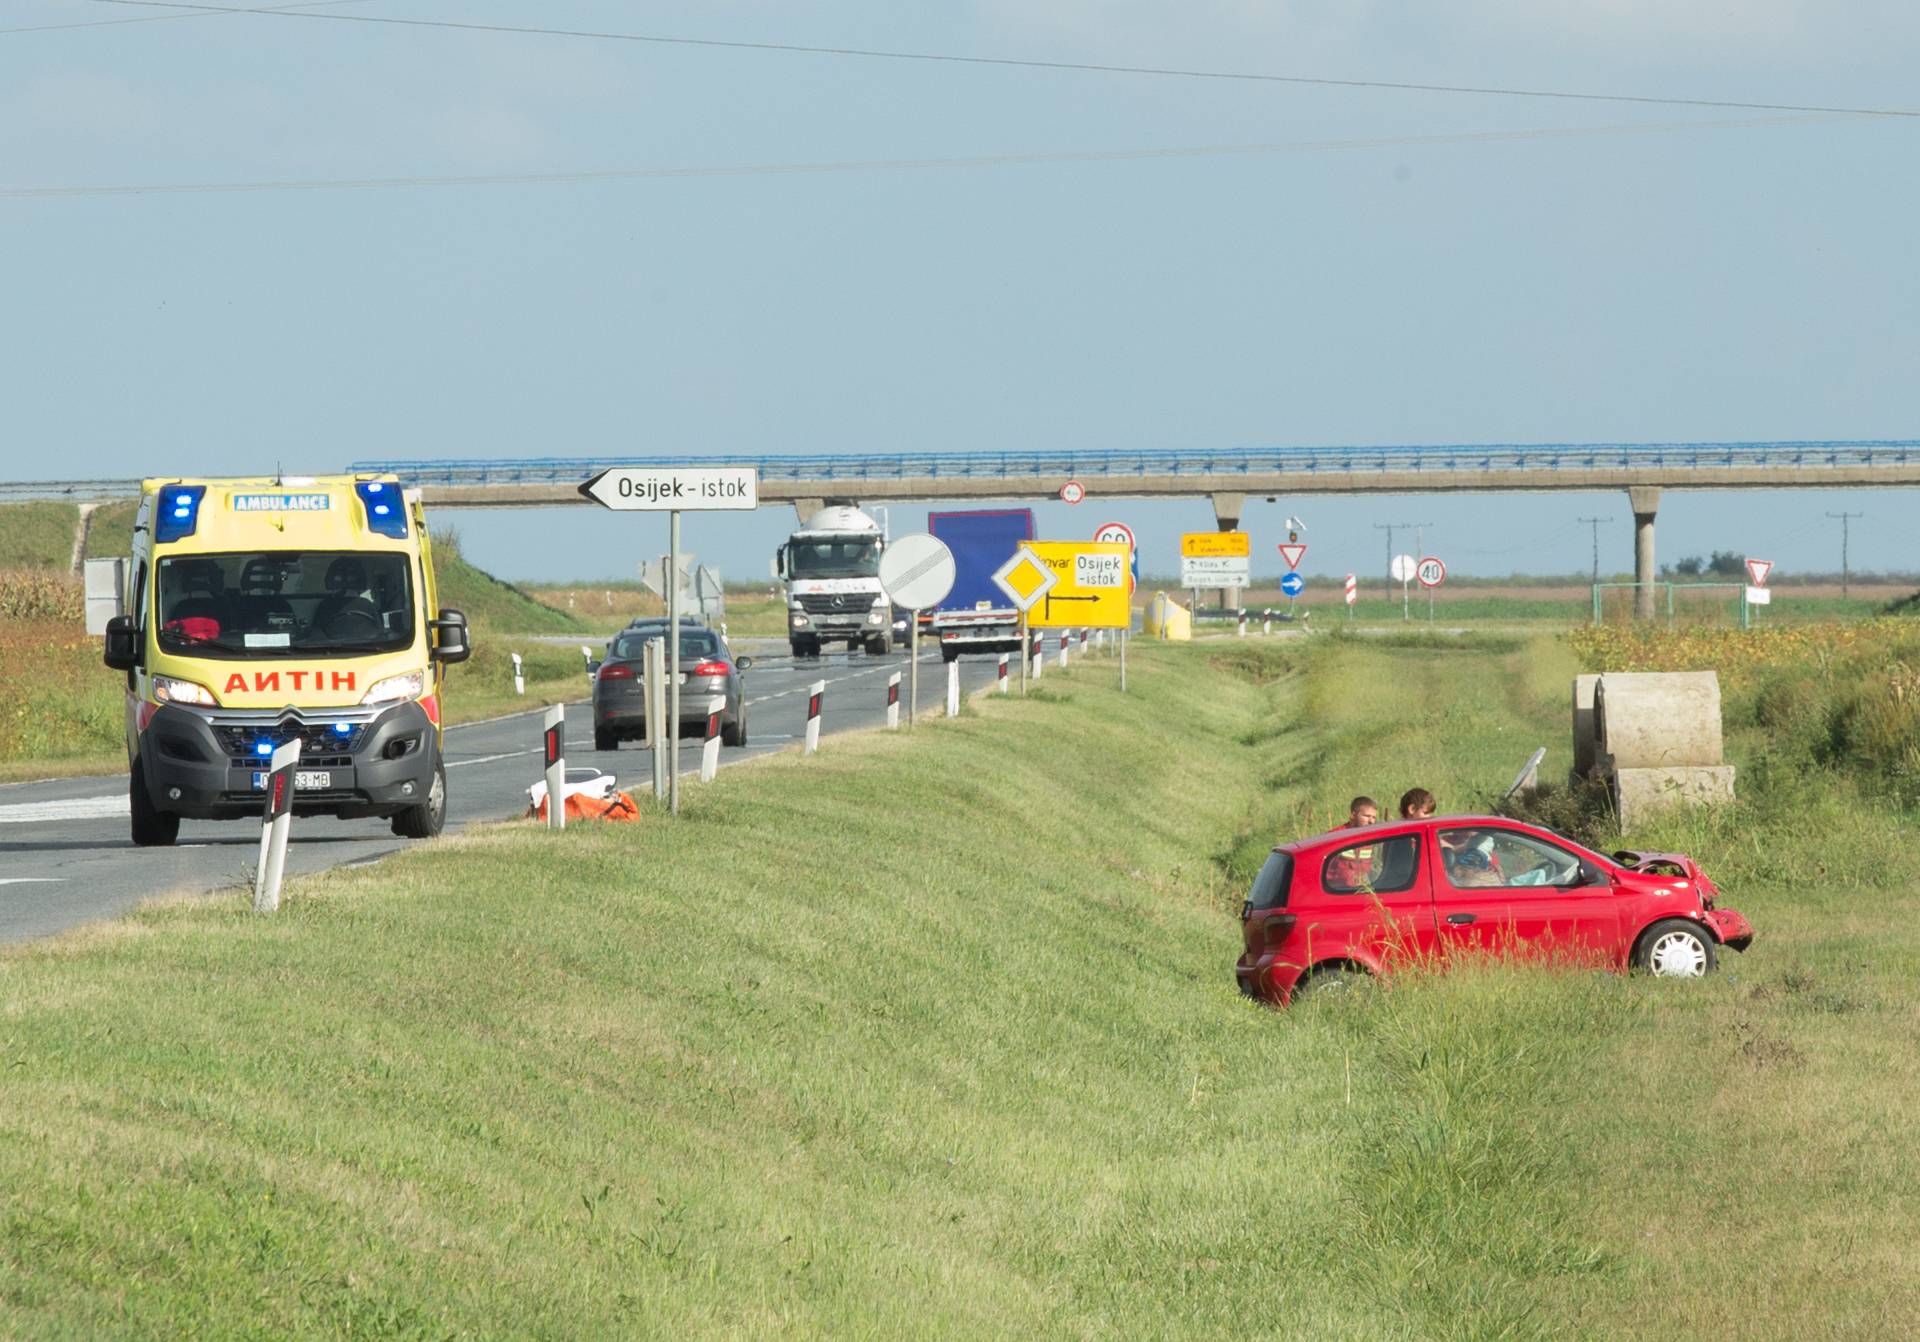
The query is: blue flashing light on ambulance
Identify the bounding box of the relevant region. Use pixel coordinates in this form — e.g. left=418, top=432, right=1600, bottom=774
left=98, top=475, right=471, bottom=847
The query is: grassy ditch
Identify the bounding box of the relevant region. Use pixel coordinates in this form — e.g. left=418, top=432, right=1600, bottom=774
left=3, top=638, right=1918, bottom=1338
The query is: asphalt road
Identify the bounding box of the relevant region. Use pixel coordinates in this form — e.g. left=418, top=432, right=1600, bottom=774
left=0, top=636, right=1076, bottom=944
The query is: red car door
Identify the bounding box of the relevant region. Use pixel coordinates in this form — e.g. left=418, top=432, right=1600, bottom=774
left=1297, top=827, right=1437, bottom=971
left=1431, top=824, right=1620, bottom=965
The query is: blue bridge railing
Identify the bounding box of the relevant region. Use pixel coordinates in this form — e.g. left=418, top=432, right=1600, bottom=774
left=348, top=440, right=1920, bottom=487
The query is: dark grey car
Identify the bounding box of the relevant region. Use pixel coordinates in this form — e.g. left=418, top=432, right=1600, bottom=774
left=592, top=626, right=751, bottom=751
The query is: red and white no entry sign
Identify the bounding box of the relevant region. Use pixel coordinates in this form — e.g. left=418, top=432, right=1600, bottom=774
left=1059, top=480, right=1086, bottom=504
left=1416, top=556, right=1447, bottom=588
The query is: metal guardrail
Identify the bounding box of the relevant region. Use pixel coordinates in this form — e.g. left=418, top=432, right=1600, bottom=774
left=5, top=440, right=1918, bottom=501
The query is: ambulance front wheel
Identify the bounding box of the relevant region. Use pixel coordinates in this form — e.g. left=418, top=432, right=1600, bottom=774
left=129, top=757, right=180, bottom=847
left=391, top=761, right=446, bottom=839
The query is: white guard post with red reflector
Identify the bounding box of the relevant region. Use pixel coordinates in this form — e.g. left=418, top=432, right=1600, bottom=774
left=253, top=738, right=301, bottom=914
left=1059, top=632, right=1070, bottom=670
left=700, top=695, right=724, bottom=782
left=543, top=704, right=565, bottom=831
left=804, top=679, right=824, bottom=755
left=511, top=652, right=524, bottom=696
left=946, top=659, right=959, bottom=716
left=886, top=671, right=901, bottom=729
left=996, top=653, right=1009, bottom=691
left=1263, top=609, right=1272, bottom=636
left=1031, top=631, right=1044, bottom=681
left=1238, top=611, right=1247, bottom=638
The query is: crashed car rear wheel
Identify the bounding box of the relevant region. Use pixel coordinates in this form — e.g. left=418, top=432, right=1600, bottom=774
left=1634, top=919, right=1717, bottom=978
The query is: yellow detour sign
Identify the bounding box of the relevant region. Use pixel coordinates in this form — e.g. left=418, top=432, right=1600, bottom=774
left=1022, top=541, right=1132, bottom=628
left=1181, top=532, right=1251, bottom=558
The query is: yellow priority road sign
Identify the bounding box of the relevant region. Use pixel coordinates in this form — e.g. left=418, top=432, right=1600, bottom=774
left=1022, top=541, right=1132, bottom=628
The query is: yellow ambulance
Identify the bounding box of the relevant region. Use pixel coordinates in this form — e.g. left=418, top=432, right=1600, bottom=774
left=101, top=475, right=471, bottom=846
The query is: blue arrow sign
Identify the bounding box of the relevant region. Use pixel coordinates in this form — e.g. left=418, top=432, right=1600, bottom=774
left=1280, top=572, right=1306, bottom=597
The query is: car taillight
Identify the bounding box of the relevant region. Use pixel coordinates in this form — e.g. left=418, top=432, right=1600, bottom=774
left=691, top=661, right=728, bottom=677
left=598, top=662, right=636, bottom=681
left=1262, top=914, right=1298, bottom=951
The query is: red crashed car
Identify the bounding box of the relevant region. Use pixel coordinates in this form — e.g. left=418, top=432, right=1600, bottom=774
left=1235, top=815, right=1753, bottom=1004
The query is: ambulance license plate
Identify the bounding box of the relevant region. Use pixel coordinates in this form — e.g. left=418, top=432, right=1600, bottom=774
left=252, top=770, right=332, bottom=791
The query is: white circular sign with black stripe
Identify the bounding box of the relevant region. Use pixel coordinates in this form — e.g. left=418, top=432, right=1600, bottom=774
left=878, top=533, right=957, bottom=610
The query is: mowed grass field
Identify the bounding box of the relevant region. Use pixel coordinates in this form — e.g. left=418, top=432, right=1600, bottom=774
left=3, top=634, right=1917, bottom=1338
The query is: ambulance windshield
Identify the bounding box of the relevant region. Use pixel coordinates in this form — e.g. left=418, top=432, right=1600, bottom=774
left=155, top=551, right=415, bottom=657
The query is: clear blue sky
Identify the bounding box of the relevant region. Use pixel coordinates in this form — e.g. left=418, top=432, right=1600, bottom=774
left=2, top=0, right=1914, bottom=582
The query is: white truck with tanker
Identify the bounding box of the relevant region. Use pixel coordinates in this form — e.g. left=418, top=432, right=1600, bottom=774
left=773, top=505, right=893, bottom=658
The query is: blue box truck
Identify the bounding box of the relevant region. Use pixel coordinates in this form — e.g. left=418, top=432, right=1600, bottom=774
left=928, top=508, right=1035, bottom=663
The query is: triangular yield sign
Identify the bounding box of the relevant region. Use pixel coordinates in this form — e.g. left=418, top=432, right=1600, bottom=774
left=1278, top=543, right=1307, bottom=570
left=1745, top=558, right=1773, bottom=587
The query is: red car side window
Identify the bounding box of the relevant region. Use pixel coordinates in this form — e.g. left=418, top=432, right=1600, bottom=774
left=1322, top=834, right=1421, bottom=895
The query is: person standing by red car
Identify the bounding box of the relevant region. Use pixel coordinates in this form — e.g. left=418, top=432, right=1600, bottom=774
left=1325, top=795, right=1381, bottom=889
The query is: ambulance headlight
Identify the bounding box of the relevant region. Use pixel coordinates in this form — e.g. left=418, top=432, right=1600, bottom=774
left=151, top=674, right=217, bottom=707
left=360, top=671, right=425, bottom=706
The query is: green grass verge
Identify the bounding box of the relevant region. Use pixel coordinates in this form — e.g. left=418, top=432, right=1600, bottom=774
left=4, top=630, right=1918, bottom=1338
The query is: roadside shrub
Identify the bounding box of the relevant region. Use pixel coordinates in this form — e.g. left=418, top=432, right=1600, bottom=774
left=0, top=569, right=83, bottom=622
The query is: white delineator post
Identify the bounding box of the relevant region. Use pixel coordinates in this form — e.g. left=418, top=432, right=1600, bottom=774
left=1032, top=631, right=1044, bottom=681
left=804, top=679, right=824, bottom=754
left=253, top=738, right=300, bottom=914
left=1238, top=611, right=1247, bottom=638
left=543, top=703, right=565, bottom=831
left=699, top=694, right=724, bottom=782
left=886, top=671, right=901, bottom=730
left=1263, top=609, right=1272, bottom=636
left=996, top=653, right=1009, bottom=692
left=511, top=652, right=525, bottom=695
left=1058, top=634, right=1070, bottom=671
left=946, top=659, right=959, bottom=716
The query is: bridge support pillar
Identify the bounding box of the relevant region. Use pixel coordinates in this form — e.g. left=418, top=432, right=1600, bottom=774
left=1211, top=494, right=1246, bottom=611
left=792, top=498, right=827, bottom=524
left=1628, top=486, right=1660, bottom=621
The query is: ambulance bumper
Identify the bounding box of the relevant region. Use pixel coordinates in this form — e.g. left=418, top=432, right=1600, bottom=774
left=137, top=701, right=440, bottom=821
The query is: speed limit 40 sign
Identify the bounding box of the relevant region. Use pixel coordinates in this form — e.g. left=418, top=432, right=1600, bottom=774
left=1416, top=556, right=1447, bottom=588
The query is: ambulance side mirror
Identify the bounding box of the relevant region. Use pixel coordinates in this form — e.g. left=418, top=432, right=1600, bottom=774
left=103, top=615, right=139, bottom=672
left=431, top=608, right=471, bottom=664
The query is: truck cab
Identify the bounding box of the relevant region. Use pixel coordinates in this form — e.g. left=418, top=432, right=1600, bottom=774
left=774, top=505, right=891, bottom=658
left=98, top=475, right=471, bottom=846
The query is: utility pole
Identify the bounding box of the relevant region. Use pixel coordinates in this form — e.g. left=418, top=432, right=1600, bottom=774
left=1372, top=523, right=1396, bottom=601
left=1373, top=520, right=1433, bottom=614
left=1826, top=511, right=1863, bottom=598
left=1577, top=516, right=1613, bottom=585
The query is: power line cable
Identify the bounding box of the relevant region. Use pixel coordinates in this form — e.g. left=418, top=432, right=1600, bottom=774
left=0, top=112, right=1861, bottom=200
left=77, top=0, right=1920, bottom=120
left=1, top=0, right=374, bottom=38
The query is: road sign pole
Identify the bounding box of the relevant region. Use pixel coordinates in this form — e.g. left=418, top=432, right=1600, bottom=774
left=668, top=509, right=681, bottom=817
left=1019, top=611, right=1029, bottom=696
left=1119, top=627, right=1127, bottom=693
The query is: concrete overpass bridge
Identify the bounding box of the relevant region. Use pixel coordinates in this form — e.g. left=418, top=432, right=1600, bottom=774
left=8, top=441, right=1917, bottom=616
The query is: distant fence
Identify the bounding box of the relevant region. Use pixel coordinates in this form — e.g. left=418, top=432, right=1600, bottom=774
left=1591, top=582, right=1757, bottom=629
